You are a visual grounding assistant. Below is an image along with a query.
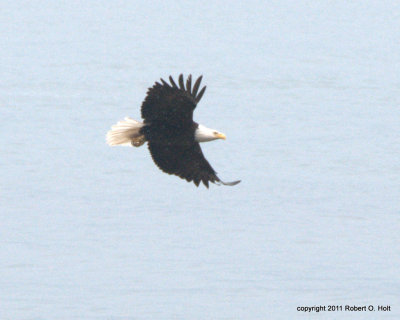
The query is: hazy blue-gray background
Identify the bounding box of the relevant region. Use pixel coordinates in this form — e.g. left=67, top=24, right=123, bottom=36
left=1, top=1, right=399, bottom=319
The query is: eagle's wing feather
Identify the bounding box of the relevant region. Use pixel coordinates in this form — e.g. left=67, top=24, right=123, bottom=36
left=148, top=142, right=220, bottom=188
left=140, top=74, right=206, bottom=128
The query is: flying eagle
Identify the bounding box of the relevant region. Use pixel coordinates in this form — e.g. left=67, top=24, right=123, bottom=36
left=106, top=74, right=240, bottom=188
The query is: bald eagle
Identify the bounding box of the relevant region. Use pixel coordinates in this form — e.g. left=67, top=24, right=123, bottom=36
left=106, top=74, right=240, bottom=188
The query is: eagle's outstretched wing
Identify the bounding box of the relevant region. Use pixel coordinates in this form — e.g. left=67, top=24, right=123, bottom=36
left=148, top=142, right=240, bottom=188
left=141, top=74, right=206, bottom=128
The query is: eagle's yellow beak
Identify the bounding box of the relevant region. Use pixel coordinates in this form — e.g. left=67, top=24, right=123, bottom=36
left=216, top=132, right=226, bottom=140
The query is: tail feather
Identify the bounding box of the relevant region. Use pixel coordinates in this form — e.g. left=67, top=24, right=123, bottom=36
left=106, top=117, right=145, bottom=147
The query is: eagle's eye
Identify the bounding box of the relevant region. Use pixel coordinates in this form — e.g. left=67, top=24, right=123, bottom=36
left=213, top=131, right=218, bottom=134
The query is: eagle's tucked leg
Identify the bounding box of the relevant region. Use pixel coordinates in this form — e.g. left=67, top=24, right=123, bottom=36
left=131, top=135, right=146, bottom=147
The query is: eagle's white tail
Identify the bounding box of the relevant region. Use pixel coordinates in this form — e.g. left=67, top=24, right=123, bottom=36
left=106, top=117, right=145, bottom=147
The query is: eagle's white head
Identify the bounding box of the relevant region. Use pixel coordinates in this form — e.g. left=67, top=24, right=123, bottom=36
left=194, top=124, right=226, bottom=142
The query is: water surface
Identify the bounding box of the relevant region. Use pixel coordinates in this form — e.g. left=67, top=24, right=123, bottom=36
left=1, top=1, right=399, bottom=319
